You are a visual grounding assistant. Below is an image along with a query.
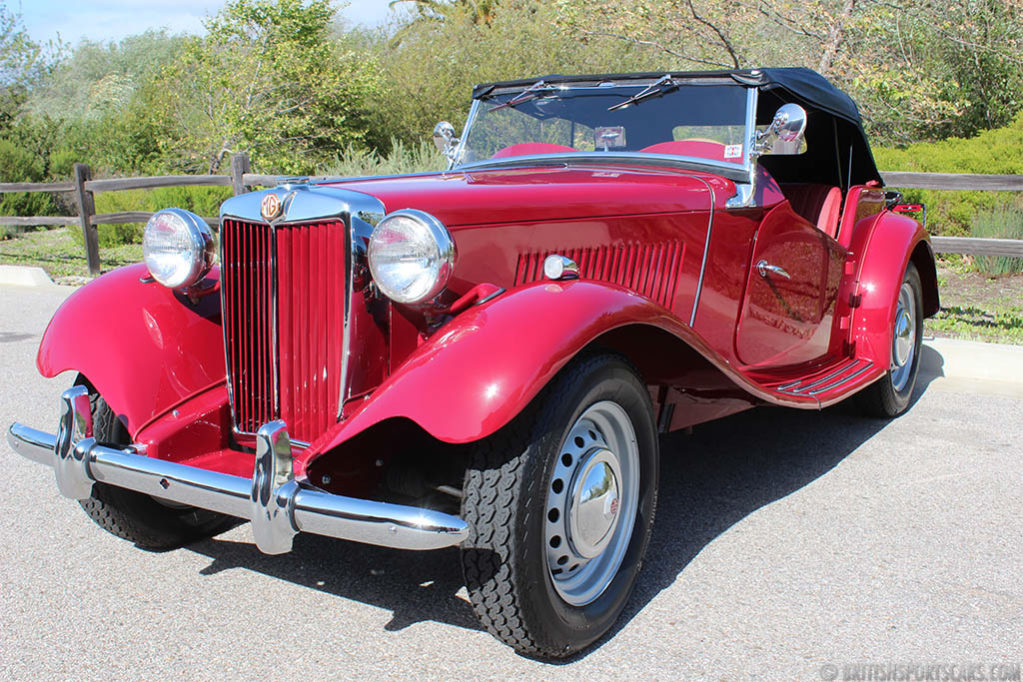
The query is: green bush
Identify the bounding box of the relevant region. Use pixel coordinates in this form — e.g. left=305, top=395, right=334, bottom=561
left=971, top=205, right=1023, bottom=275
left=0, top=138, right=56, bottom=228
left=323, top=139, right=446, bottom=178
left=70, top=184, right=233, bottom=247
left=873, top=114, right=1023, bottom=236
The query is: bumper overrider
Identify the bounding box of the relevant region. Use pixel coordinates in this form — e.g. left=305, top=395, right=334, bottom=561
left=7, top=386, right=468, bottom=554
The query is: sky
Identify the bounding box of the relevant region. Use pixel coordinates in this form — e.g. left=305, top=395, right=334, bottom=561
left=16, top=0, right=395, bottom=46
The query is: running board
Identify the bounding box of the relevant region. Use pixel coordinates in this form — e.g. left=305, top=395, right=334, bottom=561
left=772, top=358, right=875, bottom=397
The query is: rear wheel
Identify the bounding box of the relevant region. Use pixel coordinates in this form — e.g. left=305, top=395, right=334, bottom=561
left=857, top=263, right=923, bottom=417
left=460, top=354, right=658, bottom=658
left=77, top=382, right=236, bottom=550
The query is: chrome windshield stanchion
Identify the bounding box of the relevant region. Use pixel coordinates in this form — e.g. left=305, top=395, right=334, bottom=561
left=250, top=421, right=300, bottom=555
left=54, top=386, right=96, bottom=500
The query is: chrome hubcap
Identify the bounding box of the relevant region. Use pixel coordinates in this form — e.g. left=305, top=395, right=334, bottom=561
left=568, top=450, right=621, bottom=558
left=890, top=281, right=917, bottom=392
left=545, top=401, right=639, bottom=607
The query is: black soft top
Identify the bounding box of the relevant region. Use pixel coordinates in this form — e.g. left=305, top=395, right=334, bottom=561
left=472, top=67, right=882, bottom=187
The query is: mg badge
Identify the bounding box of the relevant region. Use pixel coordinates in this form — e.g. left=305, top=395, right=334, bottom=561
left=260, top=193, right=282, bottom=221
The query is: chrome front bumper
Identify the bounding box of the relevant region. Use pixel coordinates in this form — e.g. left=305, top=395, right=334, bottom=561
left=7, top=386, right=468, bottom=554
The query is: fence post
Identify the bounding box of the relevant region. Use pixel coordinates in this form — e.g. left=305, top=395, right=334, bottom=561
left=73, top=163, right=100, bottom=276
left=230, top=152, right=251, bottom=195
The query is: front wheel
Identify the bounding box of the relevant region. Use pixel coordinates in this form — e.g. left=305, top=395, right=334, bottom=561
left=77, top=381, right=237, bottom=550
left=857, top=262, right=924, bottom=417
left=460, top=354, right=658, bottom=658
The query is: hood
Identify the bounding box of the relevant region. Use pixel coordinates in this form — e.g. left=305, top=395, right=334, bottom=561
left=321, top=165, right=736, bottom=228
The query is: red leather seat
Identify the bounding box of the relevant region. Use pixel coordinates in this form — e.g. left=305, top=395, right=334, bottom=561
left=639, top=140, right=728, bottom=162
left=780, top=183, right=843, bottom=238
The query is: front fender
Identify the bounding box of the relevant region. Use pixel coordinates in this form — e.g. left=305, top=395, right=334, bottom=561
left=299, top=279, right=799, bottom=473
left=850, top=211, right=937, bottom=367
left=37, top=263, right=226, bottom=437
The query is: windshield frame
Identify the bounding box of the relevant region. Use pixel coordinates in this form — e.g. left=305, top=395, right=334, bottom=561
left=450, top=79, right=759, bottom=182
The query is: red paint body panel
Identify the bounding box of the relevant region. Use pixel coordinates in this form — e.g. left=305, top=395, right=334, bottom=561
left=36, top=263, right=225, bottom=438
left=325, top=166, right=735, bottom=228
left=847, top=210, right=933, bottom=369
left=735, top=202, right=846, bottom=368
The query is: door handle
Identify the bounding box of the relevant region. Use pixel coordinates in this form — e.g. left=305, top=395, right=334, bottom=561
left=756, top=259, right=791, bottom=280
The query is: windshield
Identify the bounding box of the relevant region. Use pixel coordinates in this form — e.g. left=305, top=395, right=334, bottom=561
left=456, top=80, right=750, bottom=169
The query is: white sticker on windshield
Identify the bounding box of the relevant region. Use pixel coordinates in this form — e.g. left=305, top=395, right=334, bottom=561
left=724, top=144, right=743, bottom=160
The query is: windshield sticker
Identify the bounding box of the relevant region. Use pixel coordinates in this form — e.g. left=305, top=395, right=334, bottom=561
left=595, top=126, right=627, bottom=149
left=724, top=144, right=743, bottom=160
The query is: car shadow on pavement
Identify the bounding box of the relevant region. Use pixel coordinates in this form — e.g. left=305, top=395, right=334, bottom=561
left=186, top=534, right=482, bottom=633
left=182, top=363, right=942, bottom=658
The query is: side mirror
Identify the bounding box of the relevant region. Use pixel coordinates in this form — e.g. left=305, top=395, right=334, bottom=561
left=433, top=121, right=459, bottom=161
left=757, top=103, right=807, bottom=155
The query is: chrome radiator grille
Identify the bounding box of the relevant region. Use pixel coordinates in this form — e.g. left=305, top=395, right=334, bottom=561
left=221, top=218, right=347, bottom=443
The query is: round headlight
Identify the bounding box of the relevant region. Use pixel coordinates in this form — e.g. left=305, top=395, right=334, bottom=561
left=142, top=208, right=215, bottom=289
left=368, top=209, right=455, bottom=304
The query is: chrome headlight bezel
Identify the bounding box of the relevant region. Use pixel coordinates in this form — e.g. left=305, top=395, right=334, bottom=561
left=367, top=209, right=456, bottom=305
left=142, top=208, right=215, bottom=290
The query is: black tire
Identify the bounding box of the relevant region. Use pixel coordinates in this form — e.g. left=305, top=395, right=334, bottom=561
left=857, top=262, right=924, bottom=418
left=460, top=354, right=658, bottom=659
left=77, top=382, right=237, bottom=550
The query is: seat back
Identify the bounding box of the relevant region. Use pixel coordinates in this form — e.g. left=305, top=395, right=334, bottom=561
left=779, top=183, right=843, bottom=239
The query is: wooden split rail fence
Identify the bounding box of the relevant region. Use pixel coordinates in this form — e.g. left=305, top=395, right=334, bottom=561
left=0, top=154, right=1021, bottom=275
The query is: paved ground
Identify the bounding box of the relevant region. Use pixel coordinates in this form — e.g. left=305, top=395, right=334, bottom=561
left=1, top=283, right=1021, bottom=680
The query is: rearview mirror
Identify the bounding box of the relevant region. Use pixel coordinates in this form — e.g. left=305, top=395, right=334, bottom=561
left=757, top=103, right=807, bottom=155
left=433, top=121, right=459, bottom=161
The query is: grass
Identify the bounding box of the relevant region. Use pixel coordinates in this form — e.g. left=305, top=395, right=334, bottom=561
left=0, top=227, right=141, bottom=284
left=927, top=305, right=1023, bottom=344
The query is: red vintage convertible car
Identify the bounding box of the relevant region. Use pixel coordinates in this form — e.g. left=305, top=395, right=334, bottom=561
left=9, top=68, right=937, bottom=658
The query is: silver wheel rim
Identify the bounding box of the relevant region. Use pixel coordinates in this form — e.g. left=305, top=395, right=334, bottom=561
left=544, top=400, right=640, bottom=606
left=890, top=281, right=917, bottom=392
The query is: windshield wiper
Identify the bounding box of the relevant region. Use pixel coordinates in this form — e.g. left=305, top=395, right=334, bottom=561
left=607, top=74, right=677, bottom=112
left=488, top=80, right=554, bottom=112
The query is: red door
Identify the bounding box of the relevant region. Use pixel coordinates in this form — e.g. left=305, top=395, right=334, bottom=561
left=735, top=203, right=844, bottom=368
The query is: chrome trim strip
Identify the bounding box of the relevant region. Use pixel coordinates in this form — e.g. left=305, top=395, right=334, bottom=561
left=270, top=216, right=281, bottom=414
left=776, top=358, right=861, bottom=392
left=689, top=176, right=716, bottom=328
left=795, top=359, right=863, bottom=393
left=808, top=362, right=873, bottom=396
left=454, top=152, right=749, bottom=182
left=8, top=410, right=469, bottom=553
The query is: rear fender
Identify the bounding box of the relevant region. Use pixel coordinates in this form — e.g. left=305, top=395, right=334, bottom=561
left=298, top=280, right=800, bottom=474
left=849, top=211, right=938, bottom=368
left=37, top=263, right=226, bottom=437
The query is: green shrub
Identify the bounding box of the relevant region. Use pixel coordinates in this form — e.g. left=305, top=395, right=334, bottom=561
left=323, top=139, right=446, bottom=178
left=0, top=138, right=56, bottom=225
left=873, top=114, right=1023, bottom=236
left=971, top=205, right=1023, bottom=275
left=70, top=184, right=233, bottom=247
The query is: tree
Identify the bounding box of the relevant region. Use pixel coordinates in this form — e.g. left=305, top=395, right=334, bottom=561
left=147, top=0, right=382, bottom=174
left=554, top=0, right=1023, bottom=144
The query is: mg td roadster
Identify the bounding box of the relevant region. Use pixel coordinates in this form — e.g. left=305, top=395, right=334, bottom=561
left=9, top=68, right=937, bottom=658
